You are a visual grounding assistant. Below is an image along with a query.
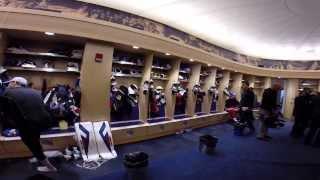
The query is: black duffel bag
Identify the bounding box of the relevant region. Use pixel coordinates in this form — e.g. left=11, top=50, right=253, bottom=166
left=123, top=152, right=149, bottom=168
left=199, top=135, right=218, bottom=154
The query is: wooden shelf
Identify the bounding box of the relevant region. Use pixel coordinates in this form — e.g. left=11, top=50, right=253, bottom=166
left=152, top=77, right=169, bottom=81
left=5, top=66, right=80, bottom=74
left=113, top=60, right=143, bottom=67
left=200, top=73, right=209, bottom=77
left=152, top=66, right=171, bottom=70
left=179, top=70, right=191, bottom=74
left=5, top=50, right=82, bottom=60
left=112, top=72, right=142, bottom=78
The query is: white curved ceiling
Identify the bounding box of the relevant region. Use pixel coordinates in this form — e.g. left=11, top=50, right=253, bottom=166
left=79, top=0, right=320, bottom=61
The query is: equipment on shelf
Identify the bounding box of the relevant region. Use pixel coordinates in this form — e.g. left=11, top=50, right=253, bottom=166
left=7, top=46, right=30, bottom=54
left=112, top=67, right=142, bottom=76
left=2, top=128, right=19, bottom=137
left=180, top=67, right=191, bottom=73
left=43, top=85, right=80, bottom=125
left=152, top=59, right=172, bottom=70
left=20, top=60, right=37, bottom=68
left=178, top=74, right=189, bottom=81
left=71, top=50, right=83, bottom=59
left=151, top=72, right=167, bottom=79
left=113, top=51, right=144, bottom=65
left=67, top=62, right=80, bottom=72
left=7, top=45, right=83, bottom=59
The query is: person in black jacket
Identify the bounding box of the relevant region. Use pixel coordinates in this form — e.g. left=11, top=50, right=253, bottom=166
left=240, top=81, right=255, bottom=133
left=305, top=92, right=320, bottom=146
left=257, top=83, right=281, bottom=141
left=291, top=88, right=312, bottom=138
left=3, top=77, right=57, bottom=172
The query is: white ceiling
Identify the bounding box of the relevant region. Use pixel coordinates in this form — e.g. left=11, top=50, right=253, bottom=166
left=79, top=0, right=320, bottom=61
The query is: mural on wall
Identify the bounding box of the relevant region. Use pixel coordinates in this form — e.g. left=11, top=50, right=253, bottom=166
left=1, top=0, right=320, bottom=70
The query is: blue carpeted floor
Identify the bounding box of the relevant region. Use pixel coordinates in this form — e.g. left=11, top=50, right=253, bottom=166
left=0, top=121, right=319, bottom=180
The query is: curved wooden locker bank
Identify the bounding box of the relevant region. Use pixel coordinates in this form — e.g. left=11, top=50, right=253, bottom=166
left=0, top=8, right=317, bottom=159
left=0, top=113, right=228, bottom=158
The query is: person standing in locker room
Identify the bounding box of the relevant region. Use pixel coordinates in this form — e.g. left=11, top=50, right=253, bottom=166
left=291, top=88, right=312, bottom=138
left=239, top=81, right=256, bottom=133
left=2, top=77, right=57, bottom=172
left=257, top=83, right=281, bottom=141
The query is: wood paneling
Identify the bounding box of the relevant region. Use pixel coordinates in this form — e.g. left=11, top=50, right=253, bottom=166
left=203, top=67, right=217, bottom=113
left=139, top=53, right=153, bottom=122
left=217, top=71, right=230, bottom=112
left=186, top=64, right=201, bottom=116
left=165, top=59, right=181, bottom=119
left=80, top=41, right=113, bottom=122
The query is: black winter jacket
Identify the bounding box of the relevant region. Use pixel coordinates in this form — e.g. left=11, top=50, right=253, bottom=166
left=3, top=87, right=53, bottom=130
left=261, top=88, right=278, bottom=112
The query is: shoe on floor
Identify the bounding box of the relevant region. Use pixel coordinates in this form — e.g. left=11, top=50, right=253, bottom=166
left=37, top=166, right=57, bottom=172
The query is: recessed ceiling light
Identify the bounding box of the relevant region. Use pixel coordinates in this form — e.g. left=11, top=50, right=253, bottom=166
left=132, top=46, right=140, bottom=49
left=234, top=70, right=238, bottom=72
left=189, top=59, right=194, bottom=62
left=277, top=76, right=281, bottom=79
left=165, top=53, right=171, bottom=56
left=221, top=67, right=225, bottom=70
left=208, top=64, right=211, bottom=66
left=45, top=32, right=55, bottom=36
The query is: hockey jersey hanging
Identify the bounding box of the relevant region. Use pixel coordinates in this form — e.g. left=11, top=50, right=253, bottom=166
left=149, top=86, right=166, bottom=118
left=193, top=84, right=206, bottom=113
left=110, top=80, right=139, bottom=121
left=209, top=86, right=219, bottom=113
left=175, top=85, right=188, bottom=115
left=43, top=85, right=80, bottom=125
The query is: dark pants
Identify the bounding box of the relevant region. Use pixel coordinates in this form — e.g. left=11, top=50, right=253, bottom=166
left=18, top=125, right=46, bottom=161
left=305, top=127, right=320, bottom=146
left=240, top=110, right=255, bottom=132
left=291, top=120, right=307, bottom=138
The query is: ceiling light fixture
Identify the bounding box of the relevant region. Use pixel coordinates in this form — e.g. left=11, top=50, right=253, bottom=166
left=208, top=64, right=211, bottom=66
left=189, top=58, right=194, bottom=62
left=165, top=53, right=171, bottom=56
left=45, top=32, right=55, bottom=36
left=132, top=46, right=140, bottom=49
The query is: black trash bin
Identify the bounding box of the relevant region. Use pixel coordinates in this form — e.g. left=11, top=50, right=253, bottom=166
left=199, top=135, right=218, bottom=154
left=123, top=152, right=149, bottom=180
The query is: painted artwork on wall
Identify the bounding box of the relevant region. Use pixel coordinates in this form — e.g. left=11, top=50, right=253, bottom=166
left=1, top=0, right=320, bottom=70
